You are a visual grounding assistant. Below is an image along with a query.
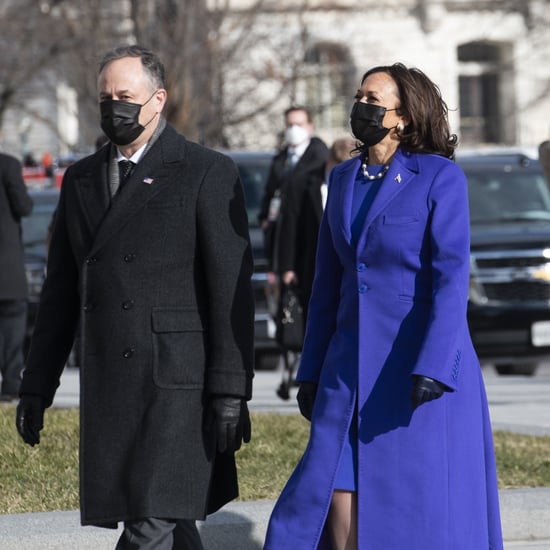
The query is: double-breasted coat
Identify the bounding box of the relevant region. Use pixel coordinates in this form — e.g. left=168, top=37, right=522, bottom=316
left=21, top=125, right=255, bottom=527
left=264, top=148, right=503, bottom=549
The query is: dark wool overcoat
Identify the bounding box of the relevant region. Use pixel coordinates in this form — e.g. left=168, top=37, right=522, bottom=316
left=21, top=125, right=255, bottom=527
left=264, top=149, right=504, bottom=549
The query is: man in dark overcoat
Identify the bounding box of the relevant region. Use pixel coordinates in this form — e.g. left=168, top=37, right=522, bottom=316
left=16, top=45, right=254, bottom=550
left=257, top=106, right=328, bottom=272
left=0, top=151, right=33, bottom=400
left=277, top=138, right=355, bottom=319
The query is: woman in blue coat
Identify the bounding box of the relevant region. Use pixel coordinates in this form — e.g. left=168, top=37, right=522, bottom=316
left=264, top=63, right=503, bottom=550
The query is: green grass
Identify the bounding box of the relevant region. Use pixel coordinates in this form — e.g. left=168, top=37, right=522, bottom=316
left=1, top=405, right=549, bottom=514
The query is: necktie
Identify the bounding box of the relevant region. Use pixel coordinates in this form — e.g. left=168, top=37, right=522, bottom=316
left=118, top=159, right=134, bottom=186
left=285, top=150, right=298, bottom=175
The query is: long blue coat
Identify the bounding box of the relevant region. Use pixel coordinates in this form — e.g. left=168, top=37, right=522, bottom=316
left=264, top=148, right=503, bottom=549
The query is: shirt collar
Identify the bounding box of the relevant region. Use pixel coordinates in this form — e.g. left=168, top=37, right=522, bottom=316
left=115, top=142, right=148, bottom=164
left=289, top=139, right=311, bottom=159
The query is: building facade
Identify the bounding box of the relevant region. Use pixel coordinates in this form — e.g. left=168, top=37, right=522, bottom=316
left=2, top=0, right=549, bottom=159
left=221, top=0, right=550, bottom=151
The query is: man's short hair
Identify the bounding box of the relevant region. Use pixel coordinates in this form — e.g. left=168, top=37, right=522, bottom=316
left=99, top=45, right=165, bottom=90
left=284, top=105, right=313, bottom=123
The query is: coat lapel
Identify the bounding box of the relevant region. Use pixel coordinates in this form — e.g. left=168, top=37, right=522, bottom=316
left=353, top=150, right=419, bottom=250
left=336, top=156, right=363, bottom=245
left=363, top=149, right=419, bottom=227
left=73, top=148, right=111, bottom=239
left=88, top=126, right=184, bottom=256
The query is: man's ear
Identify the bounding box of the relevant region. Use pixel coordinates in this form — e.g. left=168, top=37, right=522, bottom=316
left=154, top=89, right=167, bottom=111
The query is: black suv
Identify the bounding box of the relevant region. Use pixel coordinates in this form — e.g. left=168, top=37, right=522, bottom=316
left=459, top=150, right=550, bottom=375
left=228, top=151, right=280, bottom=369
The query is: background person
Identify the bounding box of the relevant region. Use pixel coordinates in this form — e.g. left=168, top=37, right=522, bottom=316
left=258, top=105, right=328, bottom=273
left=0, top=152, right=33, bottom=401
left=16, top=44, right=254, bottom=550
left=277, top=137, right=356, bottom=319
left=264, top=63, right=503, bottom=550
left=274, top=138, right=355, bottom=401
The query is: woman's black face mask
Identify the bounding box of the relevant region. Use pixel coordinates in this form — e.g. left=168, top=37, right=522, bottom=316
left=350, top=102, right=396, bottom=147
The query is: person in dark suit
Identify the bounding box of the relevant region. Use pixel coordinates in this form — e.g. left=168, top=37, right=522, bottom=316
left=16, top=45, right=254, bottom=550
left=277, top=138, right=356, bottom=319
left=0, top=152, right=33, bottom=401
left=258, top=106, right=328, bottom=272
left=273, top=138, right=354, bottom=401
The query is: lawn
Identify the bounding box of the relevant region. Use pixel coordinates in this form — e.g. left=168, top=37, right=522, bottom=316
left=1, top=406, right=549, bottom=514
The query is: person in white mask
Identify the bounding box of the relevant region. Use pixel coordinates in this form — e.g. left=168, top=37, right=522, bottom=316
left=258, top=106, right=328, bottom=401
left=258, top=106, right=328, bottom=273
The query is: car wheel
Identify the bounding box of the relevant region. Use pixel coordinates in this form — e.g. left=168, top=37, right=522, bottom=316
left=495, top=363, right=538, bottom=376
left=255, top=351, right=280, bottom=370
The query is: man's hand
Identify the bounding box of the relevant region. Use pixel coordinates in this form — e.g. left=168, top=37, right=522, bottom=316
left=211, top=396, right=251, bottom=453
left=410, top=375, right=447, bottom=410
left=297, top=382, right=317, bottom=421
left=16, top=395, right=45, bottom=447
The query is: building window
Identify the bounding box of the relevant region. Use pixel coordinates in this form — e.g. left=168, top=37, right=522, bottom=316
left=458, top=41, right=513, bottom=145
left=300, top=41, right=356, bottom=133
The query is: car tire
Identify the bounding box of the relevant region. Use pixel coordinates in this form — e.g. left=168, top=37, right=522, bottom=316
left=495, top=363, right=538, bottom=376
left=255, top=350, right=280, bottom=370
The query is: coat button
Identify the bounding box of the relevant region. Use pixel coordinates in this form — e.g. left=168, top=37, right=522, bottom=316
left=357, top=263, right=367, bottom=272
left=122, top=348, right=135, bottom=358
left=124, top=253, right=136, bottom=262
left=83, top=303, right=94, bottom=312
left=85, top=257, right=98, bottom=264
left=358, top=284, right=368, bottom=293
left=122, top=300, right=135, bottom=310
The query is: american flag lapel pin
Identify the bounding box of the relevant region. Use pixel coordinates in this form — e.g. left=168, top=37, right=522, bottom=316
left=143, top=177, right=154, bottom=185
left=395, top=173, right=402, bottom=184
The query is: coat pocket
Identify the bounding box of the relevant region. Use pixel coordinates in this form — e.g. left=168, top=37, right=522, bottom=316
left=151, top=307, right=206, bottom=389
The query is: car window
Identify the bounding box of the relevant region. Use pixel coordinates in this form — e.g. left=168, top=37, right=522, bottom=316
left=463, top=163, right=550, bottom=223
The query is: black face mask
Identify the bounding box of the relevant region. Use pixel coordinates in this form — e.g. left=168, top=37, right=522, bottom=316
left=100, top=92, right=156, bottom=146
left=350, top=102, right=396, bottom=147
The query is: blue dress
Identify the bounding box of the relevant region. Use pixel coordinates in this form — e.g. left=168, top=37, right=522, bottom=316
left=334, top=164, right=385, bottom=491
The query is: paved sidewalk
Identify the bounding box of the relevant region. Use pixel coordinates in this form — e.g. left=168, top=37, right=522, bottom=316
left=1, top=367, right=549, bottom=548
left=0, top=490, right=549, bottom=549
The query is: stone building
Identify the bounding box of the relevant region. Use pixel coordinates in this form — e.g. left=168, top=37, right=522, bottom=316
left=2, top=0, right=549, bottom=158
left=221, top=0, right=550, bottom=150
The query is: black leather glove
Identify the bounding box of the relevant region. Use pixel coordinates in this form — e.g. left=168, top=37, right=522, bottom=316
left=296, top=382, right=317, bottom=421
left=410, top=375, right=447, bottom=410
left=16, top=395, right=45, bottom=447
left=211, top=396, right=251, bottom=453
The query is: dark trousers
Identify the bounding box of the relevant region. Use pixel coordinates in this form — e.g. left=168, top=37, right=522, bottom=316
left=115, top=518, right=204, bottom=550
left=0, top=300, right=27, bottom=396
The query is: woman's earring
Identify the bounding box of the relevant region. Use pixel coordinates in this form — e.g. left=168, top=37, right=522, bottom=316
left=396, top=122, right=405, bottom=133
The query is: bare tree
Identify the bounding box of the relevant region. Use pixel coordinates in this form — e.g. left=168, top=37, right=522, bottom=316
left=0, top=0, right=313, bottom=151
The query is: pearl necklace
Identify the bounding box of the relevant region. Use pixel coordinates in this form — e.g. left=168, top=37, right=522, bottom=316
left=361, top=161, right=390, bottom=180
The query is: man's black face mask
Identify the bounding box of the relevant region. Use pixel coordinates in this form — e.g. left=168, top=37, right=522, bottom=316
left=100, top=92, right=156, bottom=146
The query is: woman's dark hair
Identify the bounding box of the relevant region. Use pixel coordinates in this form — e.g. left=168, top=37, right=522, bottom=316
left=99, top=45, right=166, bottom=90
left=361, top=63, right=458, bottom=159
